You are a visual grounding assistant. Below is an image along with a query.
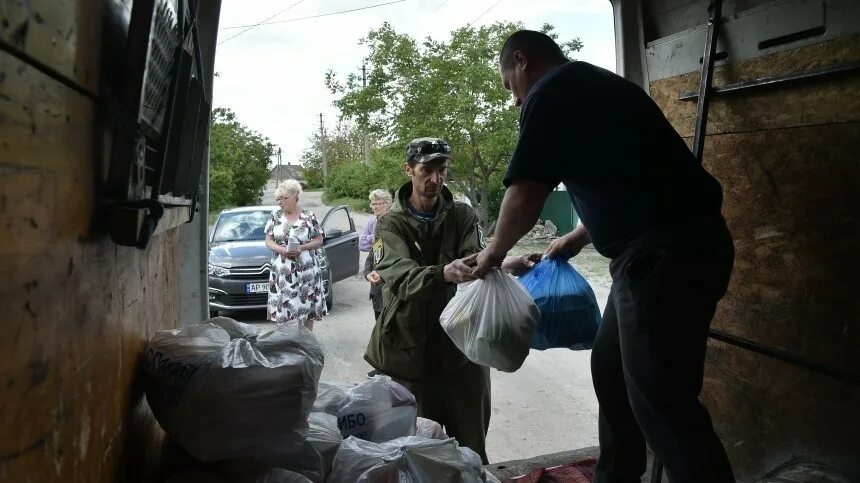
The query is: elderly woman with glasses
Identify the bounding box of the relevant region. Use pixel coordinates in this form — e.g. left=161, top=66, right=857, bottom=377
left=264, top=179, right=327, bottom=330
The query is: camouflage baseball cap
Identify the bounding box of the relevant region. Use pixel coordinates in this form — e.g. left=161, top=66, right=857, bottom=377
left=406, top=137, right=452, bottom=165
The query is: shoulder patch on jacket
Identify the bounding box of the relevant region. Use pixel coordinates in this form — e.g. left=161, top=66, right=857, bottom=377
left=477, top=224, right=486, bottom=249
left=373, top=238, right=384, bottom=264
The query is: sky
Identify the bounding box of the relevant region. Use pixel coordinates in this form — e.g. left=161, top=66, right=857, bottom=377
left=213, top=0, right=617, bottom=166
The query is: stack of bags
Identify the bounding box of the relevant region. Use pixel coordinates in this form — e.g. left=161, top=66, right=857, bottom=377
left=328, top=436, right=493, bottom=483
left=312, top=375, right=498, bottom=482
left=145, top=317, right=498, bottom=482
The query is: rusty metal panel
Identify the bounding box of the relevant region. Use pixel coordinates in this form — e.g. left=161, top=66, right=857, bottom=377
left=0, top=47, right=180, bottom=482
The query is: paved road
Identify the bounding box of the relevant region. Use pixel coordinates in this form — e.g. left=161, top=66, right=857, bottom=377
left=232, top=186, right=600, bottom=464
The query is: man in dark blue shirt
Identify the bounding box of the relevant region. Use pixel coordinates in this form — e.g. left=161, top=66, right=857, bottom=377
left=472, top=30, right=735, bottom=482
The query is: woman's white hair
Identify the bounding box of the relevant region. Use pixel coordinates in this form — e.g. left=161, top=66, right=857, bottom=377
left=369, top=189, right=393, bottom=206
left=275, top=179, right=303, bottom=200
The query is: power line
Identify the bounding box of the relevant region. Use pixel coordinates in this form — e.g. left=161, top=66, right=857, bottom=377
left=434, top=0, right=449, bottom=12
left=468, top=0, right=503, bottom=27
left=218, top=0, right=307, bottom=45
left=221, top=0, right=407, bottom=31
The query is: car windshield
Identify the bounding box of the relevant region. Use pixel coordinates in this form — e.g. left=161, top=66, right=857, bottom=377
left=212, top=210, right=270, bottom=242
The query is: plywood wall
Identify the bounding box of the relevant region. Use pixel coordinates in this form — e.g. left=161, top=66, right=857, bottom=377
left=0, top=1, right=180, bottom=481
left=650, top=35, right=860, bottom=479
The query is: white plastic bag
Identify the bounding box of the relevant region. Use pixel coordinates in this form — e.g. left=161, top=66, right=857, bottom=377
left=440, top=269, right=540, bottom=372
left=335, top=375, right=417, bottom=442
left=144, top=317, right=324, bottom=462
left=328, top=436, right=500, bottom=483
left=313, top=381, right=355, bottom=414
left=307, top=412, right=343, bottom=479
left=415, top=417, right=447, bottom=440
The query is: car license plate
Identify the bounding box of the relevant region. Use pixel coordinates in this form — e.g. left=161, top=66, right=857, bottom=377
left=246, top=282, right=269, bottom=294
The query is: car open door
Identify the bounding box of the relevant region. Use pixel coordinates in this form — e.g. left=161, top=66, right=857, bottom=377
left=321, top=205, right=359, bottom=283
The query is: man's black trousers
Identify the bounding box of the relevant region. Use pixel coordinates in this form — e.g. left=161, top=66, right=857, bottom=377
left=592, top=218, right=736, bottom=483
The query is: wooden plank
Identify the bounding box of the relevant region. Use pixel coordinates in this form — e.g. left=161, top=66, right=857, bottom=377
left=0, top=0, right=105, bottom=94
left=703, top=341, right=860, bottom=478
left=648, top=33, right=860, bottom=481
left=0, top=49, right=94, bottom=253
left=646, top=33, right=860, bottom=481
left=0, top=48, right=179, bottom=482
left=702, top=124, right=860, bottom=371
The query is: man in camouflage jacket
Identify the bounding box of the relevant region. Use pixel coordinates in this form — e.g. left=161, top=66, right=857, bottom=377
left=364, top=137, right=492, bottom=463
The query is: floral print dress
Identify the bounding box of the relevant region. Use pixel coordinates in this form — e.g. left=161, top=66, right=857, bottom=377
left=264, top=209, right=328, bottom=325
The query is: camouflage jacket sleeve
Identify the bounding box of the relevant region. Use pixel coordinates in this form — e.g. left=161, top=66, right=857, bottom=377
left=372, top=204, right=482, bottom=301
left=455, top=203, right=483, bottom=259
left=372, top=225, right=447, bottom=301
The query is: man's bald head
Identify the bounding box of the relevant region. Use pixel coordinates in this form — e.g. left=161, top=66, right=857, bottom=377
left=499, top=30, right=567, bottom=70
left=498, top=30, right=568, bottom=108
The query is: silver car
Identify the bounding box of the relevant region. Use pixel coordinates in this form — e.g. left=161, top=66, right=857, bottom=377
left=207, top=205, right=359, bottom=315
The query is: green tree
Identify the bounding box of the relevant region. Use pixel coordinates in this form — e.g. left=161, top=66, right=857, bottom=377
left=209, top=107, right=275, bottom=211
left=209, top=164, right=235, bottom=212
left=367, top=144, right=409, bottom=193
left=300, top=121, right=365, bottom=189
left=325, top=21, right=581, bottom=230
left=300, top=121, right=407, bottom=199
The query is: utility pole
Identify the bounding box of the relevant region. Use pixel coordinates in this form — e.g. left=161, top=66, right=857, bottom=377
left=278, top=148, right=282, bottom=182
left=361, top=64, right=370, bottom=165
left=319, top=113, right=328, bottom=181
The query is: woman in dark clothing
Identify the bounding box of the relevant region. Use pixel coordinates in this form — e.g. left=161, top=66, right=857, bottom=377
left=363, top=255, right=384, bottom=320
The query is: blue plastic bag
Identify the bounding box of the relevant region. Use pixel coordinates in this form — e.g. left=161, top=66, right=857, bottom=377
left=519, top=258, right=601, bottom=350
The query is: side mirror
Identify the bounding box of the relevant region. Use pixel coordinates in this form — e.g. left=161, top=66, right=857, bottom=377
left=324, top=228, right=344, bottom=241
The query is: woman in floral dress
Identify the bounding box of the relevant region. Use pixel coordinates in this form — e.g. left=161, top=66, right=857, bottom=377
left=264, top=179, right=327, bottom=330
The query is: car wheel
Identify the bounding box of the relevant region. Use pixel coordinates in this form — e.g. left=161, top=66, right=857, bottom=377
left=325, top=271, right=333, bottom=311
